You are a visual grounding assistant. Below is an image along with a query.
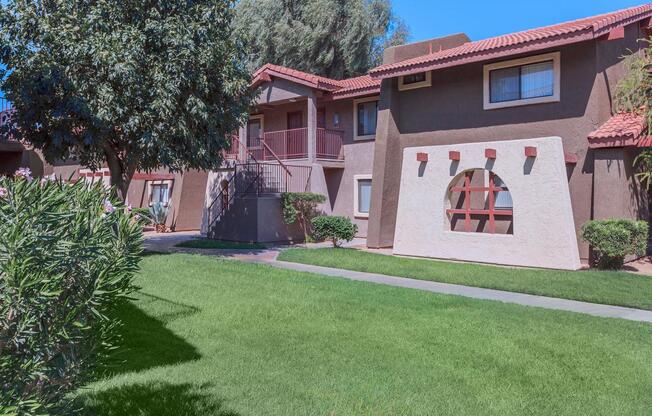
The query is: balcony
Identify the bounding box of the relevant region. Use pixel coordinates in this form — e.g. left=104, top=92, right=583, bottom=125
left=261, top=128, right=344, bottom=161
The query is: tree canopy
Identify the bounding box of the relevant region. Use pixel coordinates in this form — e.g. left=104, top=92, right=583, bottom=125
left=614, top=40, right=652, bottom=188
left=0, top=0, right=253, bottom=199
left=234, top=0, right=409, bottom=79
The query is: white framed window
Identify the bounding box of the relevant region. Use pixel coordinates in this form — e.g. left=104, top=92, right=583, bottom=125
left=148, top=180, right=173, bottom=206
left=353, top=96, right=379, bottom=140
left=353, top=174, right=372, bottom=218
left=483, top=52, right=560, bottom=110
left=398, top=71, right=432, bottom=91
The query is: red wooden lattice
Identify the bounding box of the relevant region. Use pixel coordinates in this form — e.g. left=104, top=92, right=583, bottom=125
left=446, top=171, right=513, bottom=233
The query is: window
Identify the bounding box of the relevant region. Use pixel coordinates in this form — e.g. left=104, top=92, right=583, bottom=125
left=446, top=169, right=513, bottom=234
left=354, top=175, right=372, bottom=218
left=149, top=181, right=172, bottom=206
left=483, top=52, right=560, bottom=110
left=353, top=97, right=379, bottom=140
left=398, top=71, right=432, bottom=91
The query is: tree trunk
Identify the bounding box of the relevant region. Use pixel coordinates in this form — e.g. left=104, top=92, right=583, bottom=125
left=104, top=144, right=136, bottom=202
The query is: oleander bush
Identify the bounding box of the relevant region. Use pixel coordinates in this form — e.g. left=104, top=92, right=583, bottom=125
left=0, top=172, right=143, bottom=415
left=312, top=215, right=358, bottom=247
left=582, top=219, right=648, bottom=269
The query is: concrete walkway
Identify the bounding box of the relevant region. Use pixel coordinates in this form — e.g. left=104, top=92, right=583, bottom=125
left=258, top=260, right=652, bottom=324
left=143, top=232, right=652, bottom=324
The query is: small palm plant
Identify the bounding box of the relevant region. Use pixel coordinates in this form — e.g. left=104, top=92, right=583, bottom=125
left=149, top=202, right=170, bottom=233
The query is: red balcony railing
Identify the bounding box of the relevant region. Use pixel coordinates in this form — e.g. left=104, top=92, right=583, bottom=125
left=260, top=128, right=343, bottom=160
left=317, top=128, right=344, bottom=159
left=224, top=135, right=240, bottom=159
left=263, top=128, right=308, bottom=160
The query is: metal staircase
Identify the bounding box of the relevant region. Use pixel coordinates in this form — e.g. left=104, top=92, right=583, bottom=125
left=206, top=143, right=312, bottom=239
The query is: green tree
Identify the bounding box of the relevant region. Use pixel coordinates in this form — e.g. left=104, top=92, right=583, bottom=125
left=235, top=0, right=409, bottom=79
left=0, top=0, right=253, bottom=201
left=614, top=41, right=652, bottom=188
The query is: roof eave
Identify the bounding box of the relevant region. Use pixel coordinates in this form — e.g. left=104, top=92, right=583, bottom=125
left=331, top=86, right=381, bottom=101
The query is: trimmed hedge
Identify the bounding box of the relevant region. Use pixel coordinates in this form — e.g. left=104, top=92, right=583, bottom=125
left=581, top=219, right=648, bottom=269
left=312, top=216, right=358, bottom=247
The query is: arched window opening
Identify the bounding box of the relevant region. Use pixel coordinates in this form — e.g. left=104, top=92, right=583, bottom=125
left=446, top=169, right=513, bottom=234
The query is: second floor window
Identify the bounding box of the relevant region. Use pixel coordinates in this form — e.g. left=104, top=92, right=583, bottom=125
left=483, top=52, right=560, bottom=110
left=356, top=99, right=378, bottom=138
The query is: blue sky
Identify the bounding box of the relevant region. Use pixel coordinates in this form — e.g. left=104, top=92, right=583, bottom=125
left=393, top=0, right=649, bottom=43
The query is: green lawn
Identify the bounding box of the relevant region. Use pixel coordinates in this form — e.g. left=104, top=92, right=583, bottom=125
left=277, top=248, right=652, bottom=310
left=76, top=253, right=652, bottom=415
left=175, top=238, right=266, bottom=250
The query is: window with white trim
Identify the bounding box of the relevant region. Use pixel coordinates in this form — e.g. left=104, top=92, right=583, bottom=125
left=398, top=71, right=432, bottom=91
left=148, top=181, right=172, bottom=206
left=354, top=175, right=372, bottom=218
left=483, top=52, right=560, bottom=110
left=353, top=97, right=379, bottom=140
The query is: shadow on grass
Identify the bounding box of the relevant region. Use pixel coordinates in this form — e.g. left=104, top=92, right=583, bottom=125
left=104, top=294, right=201, bottom=376
left=78, top=382, right=240, bottom=416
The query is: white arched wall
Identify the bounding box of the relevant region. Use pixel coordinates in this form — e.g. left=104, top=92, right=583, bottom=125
left=393, top=137, right=581, bottom=270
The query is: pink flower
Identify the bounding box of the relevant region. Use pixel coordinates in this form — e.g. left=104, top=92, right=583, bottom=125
left=0, top=187, right=7, bottom=198
left=134, top=214, right=141, bottom=221
left=103, top=200, right=115, bottom=214
left=126, top=204, right=132, bottom=212
left=14, top=167, right=32, bottom=182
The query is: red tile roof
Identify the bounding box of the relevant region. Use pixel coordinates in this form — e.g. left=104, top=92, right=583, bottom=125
left=333, top=75, right=380, bottom=99
left=587, top=112, right=647, bottom=148
left=252, top=63, right=344, bottom=90
left=370, top=4, right=652, bottom=79
left=251, top=64, right=380, bottom=99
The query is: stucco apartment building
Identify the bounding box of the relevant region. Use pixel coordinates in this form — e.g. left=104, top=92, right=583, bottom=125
left=207, top=4, right=652, bottom=270
left=2, top=4, right=651, bottom=270
left=0, top=137, right=208, bottom=231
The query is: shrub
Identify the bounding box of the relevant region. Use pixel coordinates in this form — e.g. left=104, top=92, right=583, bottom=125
left=149, top=202, right=170, bottom=232
left=281, top=192, right=326, bottom=241
left=312, top=216, right=358, bottom=247
left=0, top=173, right=143, bottom=415
left=582, top=219, right=648, bottom=269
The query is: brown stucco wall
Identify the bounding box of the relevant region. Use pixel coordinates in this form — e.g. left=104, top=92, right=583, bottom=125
left=593, top=147, right=648, bottom=221
left=174, top=170, right=209, bottom=231
left=367, top=21, right=647, bottom=260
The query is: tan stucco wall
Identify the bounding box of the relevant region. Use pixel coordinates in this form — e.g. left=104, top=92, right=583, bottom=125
left=394, top=137, right=581, bottom=270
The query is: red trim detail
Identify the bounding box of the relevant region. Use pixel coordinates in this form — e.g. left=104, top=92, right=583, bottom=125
left=416, top=152, right=428, bottom=162
left=447, top=171, right=513, bottom=233
left=132, top=173, right=175, bottom=181
left=524, top=146, right=537, bottom=157
left=449, top=151, right=460, bottom=161
left=485, top=148, right=496, bottom=159
left=564, top=152, right=578, bottom=164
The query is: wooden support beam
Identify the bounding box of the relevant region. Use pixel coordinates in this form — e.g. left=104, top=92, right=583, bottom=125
left=449, top=151, right=460, bottom=161
left=524, top=146, right=537, bottom=158
left=485, top=148, right=496, bottom=159
left=416, top=152, right=428, bottom=162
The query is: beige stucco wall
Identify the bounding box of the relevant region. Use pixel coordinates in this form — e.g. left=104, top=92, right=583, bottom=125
left=393, top=137, right=581, bottom=270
